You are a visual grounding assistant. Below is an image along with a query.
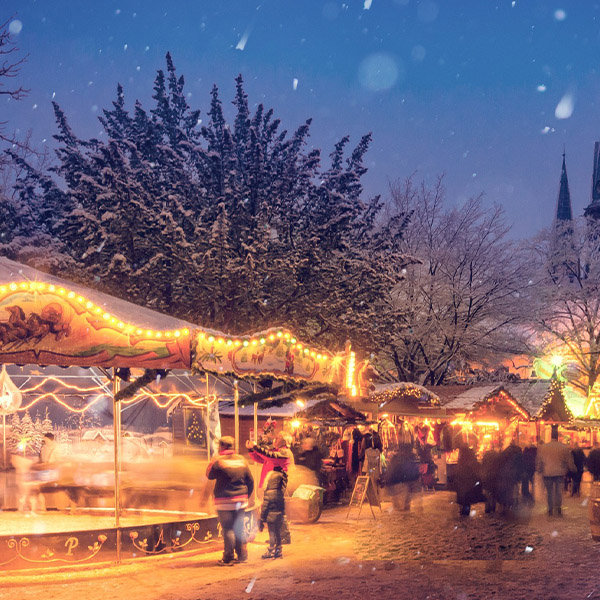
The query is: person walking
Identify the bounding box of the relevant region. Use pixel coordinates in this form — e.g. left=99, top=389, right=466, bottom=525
left=259, top=466, right=287, bottom=559
left=206, top=436, right=255, bottom=566
left=536, top=426, right=576, bottom=516
left=571, top=442, right=585, bottom=497
left=247, top=431, right=294, bottom=544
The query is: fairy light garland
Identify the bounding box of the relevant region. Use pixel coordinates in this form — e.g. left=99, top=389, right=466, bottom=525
left=197, top=329, right=330, bottom=363
left=0, top=281, right=191, bottom=340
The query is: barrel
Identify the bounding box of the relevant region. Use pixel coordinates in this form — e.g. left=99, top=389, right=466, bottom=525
left=589, top=481, right=600, bottom=540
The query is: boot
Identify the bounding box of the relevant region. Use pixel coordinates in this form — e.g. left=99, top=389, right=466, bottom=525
left=262, top=547, right=275, bottom=559
left=273, top=546, right=283, bottom=559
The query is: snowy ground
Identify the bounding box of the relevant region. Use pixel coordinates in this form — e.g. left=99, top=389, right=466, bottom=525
left=2, top=482, right=600, bottom=600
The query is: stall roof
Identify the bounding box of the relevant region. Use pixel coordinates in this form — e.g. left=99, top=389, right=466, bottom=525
left=0, top=257, right=196, bottom=331
left=441, top=380, right=552, bottom=417
left=368, top=382, right=441, bottom=415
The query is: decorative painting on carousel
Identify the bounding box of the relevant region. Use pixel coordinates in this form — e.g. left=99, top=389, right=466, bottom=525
left=192, top=328, right=345, bottom=385
left=0, top=282, right=190, bottom=369
left=0, top=514, right=228, bottom=571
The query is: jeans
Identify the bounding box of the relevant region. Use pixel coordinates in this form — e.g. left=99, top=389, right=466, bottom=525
left=217, top=509, right=247, bottom=561
left=543, top=476, right=563, bottom=513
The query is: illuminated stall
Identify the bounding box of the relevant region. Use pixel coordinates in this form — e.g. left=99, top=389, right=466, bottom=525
left=0, top=257, right=364, bottom=572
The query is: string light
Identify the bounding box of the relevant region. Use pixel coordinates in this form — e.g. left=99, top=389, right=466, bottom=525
left=0, top=281, right=191, bottom=341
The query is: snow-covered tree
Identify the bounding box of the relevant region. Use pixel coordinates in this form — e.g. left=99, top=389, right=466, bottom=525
left=530, top=218, right=600, bottom=408
left=8, top=54, right=409, bottom=355
left=381, top=176, right=531, bottom=385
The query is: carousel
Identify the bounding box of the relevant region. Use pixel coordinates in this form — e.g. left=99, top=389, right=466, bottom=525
left=0, top=257, right=366, bottom=572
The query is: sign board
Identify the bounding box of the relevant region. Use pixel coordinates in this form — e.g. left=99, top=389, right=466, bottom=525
left=346, top=475, right=381, bottom=520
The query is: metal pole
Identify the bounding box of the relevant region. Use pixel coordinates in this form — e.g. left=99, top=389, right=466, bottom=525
left=234, top=380, right=239, bottom=453
left=253, top=382, right=258, bottom=444
left=113, top=373, right=121, bottom=530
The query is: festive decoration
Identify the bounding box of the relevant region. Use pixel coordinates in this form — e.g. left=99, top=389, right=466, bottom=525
left=0, top=364, right=22, bottom=414
left=471, top=388, right=530, bottom=421
left=0, top=282, right=190, bottom=369
left=186, top=411, right=206, bottom=446
left=537, top=371, right=574, bottom=423
left=369, top=382, right=441, bottom=408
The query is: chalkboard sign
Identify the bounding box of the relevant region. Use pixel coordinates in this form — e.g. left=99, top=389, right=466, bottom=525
left=349, top=476, right=369, bottom=508
left=346, top=475, right=381, bottom=520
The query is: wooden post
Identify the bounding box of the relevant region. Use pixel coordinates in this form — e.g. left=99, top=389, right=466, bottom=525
left=206, top=374, right=211, bottom=461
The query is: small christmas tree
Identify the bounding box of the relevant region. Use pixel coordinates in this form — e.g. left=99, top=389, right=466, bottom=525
left=7, top=413, right=22, bottom=453
left=538, top=371, right=574, bottom=423
left=186, top=411, right=206, bottom=446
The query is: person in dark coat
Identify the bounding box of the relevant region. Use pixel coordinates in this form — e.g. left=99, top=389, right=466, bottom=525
left=206, top=436, right=255, bottom=565
left=384, top=443, right=420, bottom=511
left=296, top=437, right=323, bottom=483
left=521, top=445, right=537, bottom=503
left=259, top=466, right=288, bottom=559
left=571, top=443, right=585, bottom=497
left=453, top=446, right=483, bottom=516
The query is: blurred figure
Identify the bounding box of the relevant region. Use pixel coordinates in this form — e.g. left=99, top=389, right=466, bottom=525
left=453, top=446, right=483, bottom=517
left=384, top=444, right=420, bottom=511
left=536, top=425, right=576, bottom=517
left=521, top=444, right=537, bottom=504
left=295, top=437, right=323, bottom=485
left=498, top=441, right=523, bottom=510
left=571, top=442, right=585, bottom=497
left=362, top=433, right=382, bottom=488
left=260, top=466, right=287, bottom=560
left=206, top=436, right=254, bottom=566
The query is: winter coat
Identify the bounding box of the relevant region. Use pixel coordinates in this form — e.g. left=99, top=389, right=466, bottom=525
left=453, top=448, right=484, bottom=507
left=260, top=467, right=288, bottom=525
left=206, top=450, right=254, bottom=510
left=536, top=440, right=576, bottom=477
left=296, top=447, right=323, bottom=475
left=384, top=446, right=420, bottom=485
left=522, top=446, right=537, bottom=478
left=249, top=443, right=294, bottom=488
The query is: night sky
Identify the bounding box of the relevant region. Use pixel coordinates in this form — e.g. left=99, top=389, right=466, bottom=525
left=4, top=0, right=600, bottom=238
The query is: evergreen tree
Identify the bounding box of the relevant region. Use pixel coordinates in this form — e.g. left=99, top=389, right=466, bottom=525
left=7, top=55, right=410, bottom=355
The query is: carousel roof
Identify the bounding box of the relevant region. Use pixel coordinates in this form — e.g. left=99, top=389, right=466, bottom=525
left=0, top=257, right=196, bottom=331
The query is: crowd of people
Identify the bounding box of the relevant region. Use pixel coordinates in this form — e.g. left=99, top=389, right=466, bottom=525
left=451, top=425, right=593, bottom=518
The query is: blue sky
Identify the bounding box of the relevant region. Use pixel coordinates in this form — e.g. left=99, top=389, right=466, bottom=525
left=4, top=0, right=600, bottom=237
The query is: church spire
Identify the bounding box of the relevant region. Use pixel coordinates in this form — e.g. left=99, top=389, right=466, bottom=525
left=585, top=141, right=600, bottom=220
left=556, top=150, right=573, bottom=222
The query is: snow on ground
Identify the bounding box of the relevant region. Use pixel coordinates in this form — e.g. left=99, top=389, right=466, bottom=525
left=3, top=481, right=600, bottom=600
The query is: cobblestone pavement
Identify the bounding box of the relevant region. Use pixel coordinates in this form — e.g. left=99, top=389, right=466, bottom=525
left=3, top=483, right=600, bottom=600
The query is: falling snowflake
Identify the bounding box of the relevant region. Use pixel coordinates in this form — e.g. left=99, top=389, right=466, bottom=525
left=554, top=9, right=566, bottom=21
left=8, top=20, right=23, bottom=35
left=293, top=78, right=299, bottom=90
left=555, top=93, right=574, bottom=119
left=236, top=27, right=252, bottom=51
left=364, top=0, right=373, bottom=9
left=537, top=84, right=546, bottom=92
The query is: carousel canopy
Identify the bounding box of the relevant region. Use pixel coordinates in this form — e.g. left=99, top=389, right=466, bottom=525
left=0, top=257, right=194, bottom=369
